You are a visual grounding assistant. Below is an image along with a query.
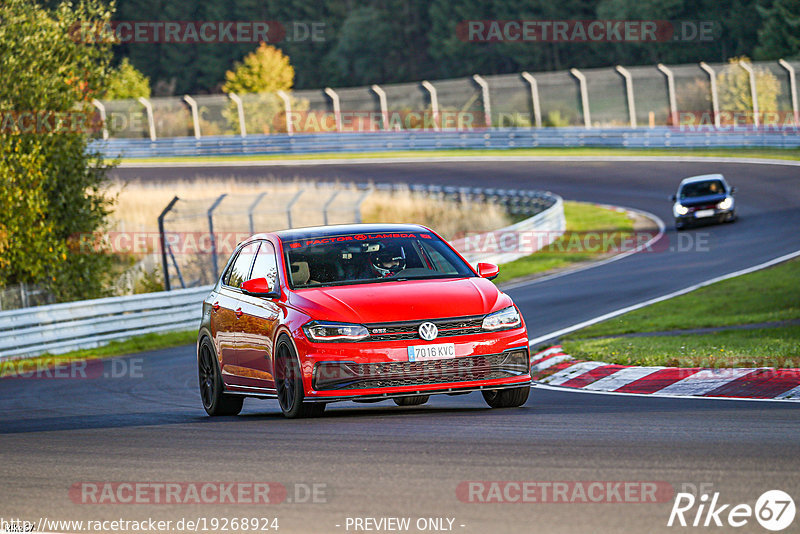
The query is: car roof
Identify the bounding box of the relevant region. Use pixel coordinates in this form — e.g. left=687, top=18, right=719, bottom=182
left=251, top=223, right=431, bottom=243
left=679, top=174, right=727, bottom=186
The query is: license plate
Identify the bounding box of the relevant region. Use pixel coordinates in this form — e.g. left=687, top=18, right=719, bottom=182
left=407, top=343, right=456, bottom=362
left=695, top=209, right=715, bottom=218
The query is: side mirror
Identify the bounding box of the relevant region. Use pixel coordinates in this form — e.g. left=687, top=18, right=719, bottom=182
left=669, top=194, right=677, bottom=202
left=477, top=262, right=499, bottom=280
left=241, top=277, right=278, bottom=298
left=730, top=186, right=737, bottom=194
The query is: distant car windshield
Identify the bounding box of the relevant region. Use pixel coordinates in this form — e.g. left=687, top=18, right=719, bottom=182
left=282, top=230, right=475, bottom=288
left=680, top=180, right=725, bottom=199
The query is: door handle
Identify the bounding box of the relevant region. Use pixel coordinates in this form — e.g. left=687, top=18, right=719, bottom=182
left=235, top=307, right=243, bottom=318
left=212, top=301, right=220, bottom=312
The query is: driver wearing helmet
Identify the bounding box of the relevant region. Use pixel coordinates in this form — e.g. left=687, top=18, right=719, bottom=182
left=369, top=244, right=406, bottom=278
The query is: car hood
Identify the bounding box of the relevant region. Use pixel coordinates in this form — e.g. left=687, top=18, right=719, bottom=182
left=679, top=193, right=727, bottom=207
left=289, top=277, right=511, bottom=324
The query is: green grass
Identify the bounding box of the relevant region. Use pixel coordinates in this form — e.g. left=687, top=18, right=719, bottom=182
left=494, top=201, right=637, bottom=285
left=569, top=259, right=800, bottom=339
left=0, top=329, right=195, bottom=378
left=561, top=258, right=800, bottom=368
left=114, top=147, right=800, bottom=165
left=562, top=326, right=800, bottom=369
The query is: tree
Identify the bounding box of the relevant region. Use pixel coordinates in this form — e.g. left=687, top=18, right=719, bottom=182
left=223, top=43, right=295, bottom=94
left=755, top=0, right=800, bottom=60
left=103, top=58, right=151, bottom=100
left=0, top=0, right=116, bottom=301
left=717, top=56, right=780, bottom=124
left=221, top=43, right=303, bottom=134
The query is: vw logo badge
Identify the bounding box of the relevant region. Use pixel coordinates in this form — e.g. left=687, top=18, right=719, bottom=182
left=418, top=322, right=438, bottom=341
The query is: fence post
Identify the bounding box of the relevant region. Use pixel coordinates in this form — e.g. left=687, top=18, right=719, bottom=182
left=779, top=59, right=799, bottom=126
left=138, top=96, right=157, bottom=141
left=615, top=66, right=637, bottom=128
left=91, top=99, right=109, bottom=140
left=371, top=84, right=390, bottom=131
left=323, top=87, right=342, bottom=132
left=158, top=195, right=180, bottom=291
left=472, top=74, right=492, bottom=127
left=183, top=95, right=201, bottom=139
left=207, top=194, right=227, bottom=280
left=738, top=60, right=760, bottom=128
left=354, top=187, right=372, bottom=223
left=248, top=192, right=267, bottom=234
left=569, top=68, right=591, bottom=128
left=228, top=93, right=247, bottom=137
left=657, top=64, right=678, bottom=126
left=421, top=80, right=440, bottom=131
left=699, top=62, right=720, bottom=129
left=277, top=90, right=293, bottom=135
left=520, top=72, right=542, bottom=128
left=286, top=189, right=304, bottom=228
left=322, top=190, right=341, bottom=225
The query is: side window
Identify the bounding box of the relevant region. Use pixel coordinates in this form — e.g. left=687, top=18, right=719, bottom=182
left=251, top=241, right=279, bottom=290
left=225, top=243, right=258, bottom=288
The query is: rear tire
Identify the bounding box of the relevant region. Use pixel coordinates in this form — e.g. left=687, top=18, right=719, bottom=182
left=393, top=395, right=430, bottom=406
left=198, top=337, right=244, bottom=416
left=482, top=386, right=530, bottom=408
left=275, top=336, right=326, bottom=419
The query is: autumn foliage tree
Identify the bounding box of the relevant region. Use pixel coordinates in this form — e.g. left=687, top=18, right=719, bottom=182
left=222, top=43, right=304, bottom=134
left=0, top=0, right=116, bottom=301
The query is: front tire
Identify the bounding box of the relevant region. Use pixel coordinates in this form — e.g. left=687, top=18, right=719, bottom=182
left=275, top=336, right=326, bottom=418
left=198, top=337, right=244, bottom=416
left=482, top=386, right=530, bottom=408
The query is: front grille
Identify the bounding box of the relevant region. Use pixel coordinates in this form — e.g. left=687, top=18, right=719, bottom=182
left=364, top=315, right=485, bottom=342
left=313, top=350, right=529, bottom=390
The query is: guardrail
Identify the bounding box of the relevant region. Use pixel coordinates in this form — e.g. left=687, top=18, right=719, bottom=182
left=1, top=189, right=563, bottom=361
left=0, top=286, right=211, bottom=360
left=456, top=194, right=565, bottom=266
left=92, top=127, right=800, bottom=159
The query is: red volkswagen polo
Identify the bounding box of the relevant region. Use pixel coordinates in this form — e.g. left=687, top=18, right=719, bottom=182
left=197, top=224, right=531, bottom=418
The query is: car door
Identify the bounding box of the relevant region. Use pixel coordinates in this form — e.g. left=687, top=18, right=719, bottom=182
left=236, top=240, right=281, bottom=391
left=216, top=244, right=258, bottom=383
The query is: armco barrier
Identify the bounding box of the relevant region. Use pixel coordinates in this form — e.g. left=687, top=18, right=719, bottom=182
left=91, top=127, right=800, bottom=159
left=456, top=194, right=565, bottom=266
left=1, top=191, right=563, bottom=361
left=0, top=285, right=212, bottom=360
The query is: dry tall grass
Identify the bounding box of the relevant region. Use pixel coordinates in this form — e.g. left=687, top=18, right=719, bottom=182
left=107, top=178, right=510, bottom=238
left=105, top=178, right=511, bottom=293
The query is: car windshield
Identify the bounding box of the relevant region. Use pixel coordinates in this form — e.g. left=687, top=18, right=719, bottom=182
left=282, top=230, right=475, bottom=288
left=680, top=180, right=725, bottom=199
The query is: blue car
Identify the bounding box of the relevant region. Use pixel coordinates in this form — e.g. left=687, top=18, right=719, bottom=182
left=671, top=174, right=737, bottom=231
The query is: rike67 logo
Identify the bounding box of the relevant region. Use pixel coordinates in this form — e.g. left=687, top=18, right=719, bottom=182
left=668, top=489, right=795, bottom=531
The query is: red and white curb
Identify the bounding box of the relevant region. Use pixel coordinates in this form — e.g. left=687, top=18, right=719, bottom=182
left=530, top=346, right=800, bottom=401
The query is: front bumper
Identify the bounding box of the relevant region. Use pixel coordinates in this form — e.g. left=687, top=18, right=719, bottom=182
left=676, top=207, right=734, bottom=225
left=295, top=327, right=531, bottom=400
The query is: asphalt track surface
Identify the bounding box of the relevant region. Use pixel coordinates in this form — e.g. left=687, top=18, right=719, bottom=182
left=2, top=160, right=799, bottom=533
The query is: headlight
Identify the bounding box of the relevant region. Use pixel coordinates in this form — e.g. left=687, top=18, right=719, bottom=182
left=303, top=321, right=369, bottom=342
left=674, top=204, right=689, bottom=216
left=482, top=306, right=521, bottom=331
left=717, top=197, right=732, bottom=210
